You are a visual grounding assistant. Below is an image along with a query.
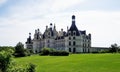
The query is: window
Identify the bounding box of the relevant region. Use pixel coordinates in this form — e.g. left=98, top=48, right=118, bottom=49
left=73, top=31, right=76, bottom=35
left=69, top=37, right=71, bottom=40
left=73, top=41, right=76, bottom=46
left=73, top=48, right=76, bottom=53
left=73, top=37, right=75, bottom=39
left=69, top=48, right=71, bottom=52
left=69, top=41, right=71, bottom=46
left=83, top=44, right=84, bottom=47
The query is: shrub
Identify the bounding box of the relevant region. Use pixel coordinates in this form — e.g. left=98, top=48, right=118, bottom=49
left=99, top=50, right=110, bottom=53
left=91, top=51, right=99, bottom=53
left=40, top=48, right=55, bottom=56
left=24, top=49, right=31, bottom=56
left=0, top=49, right=36, bottom=72
left=50, top=51, right=69, bottom=56
left=0, top=50, right=12, bottom=72
left=26, top=63, right=36, bottom=72
left=40, top=48, right=69, bottom=56
left=7, top=63, right=36, bottom=72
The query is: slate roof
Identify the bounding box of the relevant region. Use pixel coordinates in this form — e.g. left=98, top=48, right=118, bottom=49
left=68, top=15, right=80, bottom=36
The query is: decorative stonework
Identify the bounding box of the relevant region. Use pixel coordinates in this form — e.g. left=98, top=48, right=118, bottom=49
left=26, top=15, right=91, bottom=53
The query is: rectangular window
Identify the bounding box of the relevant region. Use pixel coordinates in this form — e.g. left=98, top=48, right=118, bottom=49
left=73, top=41, right=76, bottom=46
left=69, top=48, right=71, bottom=52
left=69, top=41, right=71, bottom=46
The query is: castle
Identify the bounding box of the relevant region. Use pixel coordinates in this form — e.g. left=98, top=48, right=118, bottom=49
left=26, top=15, right=92, bottom=53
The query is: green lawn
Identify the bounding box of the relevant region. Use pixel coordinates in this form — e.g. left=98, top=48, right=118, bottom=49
left=15, top=53, right=120, bottom=72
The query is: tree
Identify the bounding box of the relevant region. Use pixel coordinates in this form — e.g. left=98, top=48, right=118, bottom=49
left=109, top=43, right=119, bottom=53
left=14, top=42, right=26, bottom=57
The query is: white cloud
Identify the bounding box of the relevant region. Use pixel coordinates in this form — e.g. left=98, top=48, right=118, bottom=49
left=0, top=0, right=120, bottom=47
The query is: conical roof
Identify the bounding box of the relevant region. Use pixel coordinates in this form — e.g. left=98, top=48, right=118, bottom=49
left=68, top=15, right=80, bottom=36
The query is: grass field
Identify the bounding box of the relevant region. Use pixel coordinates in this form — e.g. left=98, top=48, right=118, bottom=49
left=15, top=53, right=120, bottom=72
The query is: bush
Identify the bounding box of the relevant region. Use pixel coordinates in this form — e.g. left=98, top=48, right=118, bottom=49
left=50, top=51, right=69, bottom=56
left=40, top=48, right=55, bottom=56
left=0, top=49, right=36, bottom=72
left=91, top=51, right=99, bottom=53
left=24, top=49, right=31, bottom=56
left=0, top=50, right=12, bottom=72
left=7, top=63, right=36, bottom=72
left=99, top=50, right=110, bottom=53
left=40, top=48, right=69, bottom=56
left=26, top=63, right=36, bottom=72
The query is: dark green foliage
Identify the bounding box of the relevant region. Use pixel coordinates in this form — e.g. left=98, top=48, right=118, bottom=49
left=14, top=42, right=31, bottom=57
left=0, top=50, right=12, bottom=72
left=27, top=63, right=36, bottom=72
left=0, top=46, right=14, bottom=52
left=50, top=51, right=69, bottom=56
left=0, top=48, right=36, bottom=72
left=109, top=43, right=119, bottom=53
left=91, top=51, right=99, bottom=53
left=7, top=63, right=36, bottom=72
left=40, top=48, right=55, bottom=56
left=14, top=42, right=26, bottom=57
left=40, top=48, right=69, bottom=56
left=24, top=49, right=31, bottom=56
left=99, top=50, right=110, bottom=53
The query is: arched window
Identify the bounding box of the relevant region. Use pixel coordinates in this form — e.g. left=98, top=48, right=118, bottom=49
left=73, top=31, right=76, bottom=36
left=73, top=37, right=75, bottom=39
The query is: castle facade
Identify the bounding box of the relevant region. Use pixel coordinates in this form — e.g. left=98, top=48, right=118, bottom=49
left=26, top=15, right=91, bottom=53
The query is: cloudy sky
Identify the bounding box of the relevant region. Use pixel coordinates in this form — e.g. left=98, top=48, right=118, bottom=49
left=0, top=0, right=120, bottom=47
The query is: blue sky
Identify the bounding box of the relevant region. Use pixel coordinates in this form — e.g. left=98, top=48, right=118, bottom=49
left=0, top=0, right=120, bottom=47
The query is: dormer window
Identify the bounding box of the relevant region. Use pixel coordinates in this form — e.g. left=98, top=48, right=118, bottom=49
left=73, top=31, right=76, bottom=36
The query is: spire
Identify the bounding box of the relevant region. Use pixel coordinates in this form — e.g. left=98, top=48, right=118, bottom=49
left=50, top=23, right=52, bottom=28
left=54, top=24, right=56, bottom=29
left=27, top=32, right=32, bottom=43
left=29, top=32, right=31, bottom=38
left=46, top=25, right=48, bottom=30
left=72, top=15, right=75, bottom=21
left=38, top=29, right=39, bottom=32
left=69, top=15, right=80, bottom=36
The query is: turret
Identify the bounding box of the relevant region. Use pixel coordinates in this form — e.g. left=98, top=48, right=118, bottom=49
left=88, top=33, right=91, bottom=40
left=29, top=32, right=31, bottom=38
left=46, top=25, right=48, bottom=30
left=54, top=24, right=56, bottom=30
left=26, top=32, right=32, bottom=44
left=50, top=23, right=52, bottom=30
left=72, top=15, right=75, bottom=24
